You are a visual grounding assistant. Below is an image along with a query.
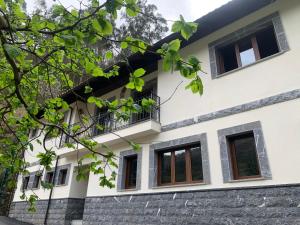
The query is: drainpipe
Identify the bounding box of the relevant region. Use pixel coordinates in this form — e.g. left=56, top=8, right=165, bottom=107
left=44, top=155, right=60, bottom=225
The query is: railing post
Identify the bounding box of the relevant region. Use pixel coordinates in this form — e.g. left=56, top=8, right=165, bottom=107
left=150, top=92, right=153, bottom=120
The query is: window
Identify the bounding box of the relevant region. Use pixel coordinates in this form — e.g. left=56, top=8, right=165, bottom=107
left=45, top=171, right=54, bottom=184
left=117, top=150, right=142, bottom=191
left=22, top=176, right=30, bottom=190
left=217, top=121, right=272, bottom=183
left=93, top=97, right=115, bottom=136
left=32, top=174, right=41, bottom=189
left=209, top=13, right=289, bottom=79
left=157, top=144, right=203, bottom=186
left=57, top=169, right=68, bottom=185
left=30, top=128, right=39, bottom=139
left=227, top=132, right=261, bottom=180
left=124, top=155, right=138, bottom=189
left=217, top=25, right=279, bottom=74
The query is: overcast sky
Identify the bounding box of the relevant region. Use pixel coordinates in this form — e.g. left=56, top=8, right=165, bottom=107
left=26, top=0, right=231, bottom=22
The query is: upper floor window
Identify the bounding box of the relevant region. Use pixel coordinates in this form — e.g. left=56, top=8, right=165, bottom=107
left=157, top=144, right=203, bottom=186
left=209, top=13, right=289, bottom=79
left=216, top=25, right=279, bottom=74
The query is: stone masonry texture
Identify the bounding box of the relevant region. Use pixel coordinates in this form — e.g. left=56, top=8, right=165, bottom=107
left=9, top=198, right=85, bottom=225
left=82, top=184, right=300, bottom=225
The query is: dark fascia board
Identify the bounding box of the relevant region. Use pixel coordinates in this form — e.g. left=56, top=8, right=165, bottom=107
left=61, top=0, right=276, bottom=104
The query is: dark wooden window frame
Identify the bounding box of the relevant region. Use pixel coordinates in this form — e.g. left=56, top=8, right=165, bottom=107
left=57, top=169, right=68, bottom=185
left=227, top=132, right=261, bottom=180
left=22, top=176, right=30, bottom=190
left=157, top=144, right=203, bottom=186
left=32, top=174, right=41, bottom=189
left=45, top=171, right=54, bottom=183
left=218, top=35, right=261, bottom=74
left=124, top=155, right=138, bottom=189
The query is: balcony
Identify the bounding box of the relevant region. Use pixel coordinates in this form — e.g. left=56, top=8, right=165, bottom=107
left=58, top=94, right=161, bottom=150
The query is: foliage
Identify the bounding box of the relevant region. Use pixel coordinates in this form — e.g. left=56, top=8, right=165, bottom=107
left=115, top=0, right=168, bottom=44
left=0, top=0, right=205, bottom=210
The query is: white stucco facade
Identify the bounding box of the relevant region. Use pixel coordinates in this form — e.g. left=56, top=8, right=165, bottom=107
left=13, top=0, right=300, bottom=203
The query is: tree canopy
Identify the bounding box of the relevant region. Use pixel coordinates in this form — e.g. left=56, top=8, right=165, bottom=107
left=0, top=0, right=205, bottom=210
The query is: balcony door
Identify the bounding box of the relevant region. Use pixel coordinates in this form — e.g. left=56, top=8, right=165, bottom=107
left=93, top=97, right=115, bottom=136
left=132, top=79, right=157, bottom=123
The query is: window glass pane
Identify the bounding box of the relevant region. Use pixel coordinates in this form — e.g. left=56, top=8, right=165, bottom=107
left=256, top=25, right=279, bottom=58
left=161, top=152, right=171, bottom=184
left=175, top=149, right=186, bottom=182
left=46, top=172, right=54, bottom=183
left=32, top=175, right=40, bottom=188
left=126, top=156, right=137, bottom=188
left=218, top=44, right=238, bottom=73
left=190, top=146, right=203, bottom=181
left=232, top=134, right=260, bottom=177
left=23, top=177, right=29, bottom=190
left=58, top=169, right=67, bottom=185
left=238, top=38, right=256, bottom=66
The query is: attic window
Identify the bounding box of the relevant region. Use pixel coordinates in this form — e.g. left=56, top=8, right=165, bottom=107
left=209, top=13, right=289, bottom=79
left=216, top=25, right=279, bottom=74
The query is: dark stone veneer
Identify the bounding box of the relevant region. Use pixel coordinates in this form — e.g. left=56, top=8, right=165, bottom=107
left=9, top=185, right=300, bottom=225
left=82, top=184, right=300, bottom=225
left=9, top=198, right=85, bottom=225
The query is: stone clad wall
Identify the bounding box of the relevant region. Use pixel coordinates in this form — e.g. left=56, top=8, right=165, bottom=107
left=82, top=184, right=300, bottom=225
left=9, top=198, right=85, bottom=225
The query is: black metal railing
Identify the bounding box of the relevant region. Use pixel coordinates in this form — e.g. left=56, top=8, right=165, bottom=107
left=59, top=94, right=160, bottom=147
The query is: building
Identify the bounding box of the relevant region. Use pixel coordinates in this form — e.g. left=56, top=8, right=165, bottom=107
left=9, top=0, right=300, bottom=224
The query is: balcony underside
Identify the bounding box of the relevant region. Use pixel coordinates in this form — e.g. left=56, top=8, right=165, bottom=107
left=58, top=119, right=161, bottom=156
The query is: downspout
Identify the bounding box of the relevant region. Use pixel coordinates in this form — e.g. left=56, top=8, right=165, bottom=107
left=44, top=155, right=60, bottom=225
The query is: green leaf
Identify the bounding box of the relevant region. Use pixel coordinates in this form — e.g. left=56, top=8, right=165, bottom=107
left=29, top=143, right=33, bottom=151
left=133, top=68, right=145, bottom=77
left=120, top=41, right=128, bottom=49
left=92, top=67, right=104, bottom=77
left=71, top=124, right=81, bottom=133
left=3, top=44, right=21, bottom=58
left=129, top=141, right=141, bottom=152
left=168, top=39, right=181, bottom=52
left=92, top=20, right=102, bottom=32
left=171, top=21, right=182, bottom=33
left=162, top=53, right=172, bottom=71
left=105, top=51, right=113, bottom=60
left=85, top=61, right=96, bottom=74
left=171, top=15, right=198, bottom=40
left=84, top=86, right=93, bottom=94
left=126, top=7, right=138, bottom=17
left=185, top=77, right=203, bottom=95
left=0, top=0, right=7, bottom=10
left=87, top=96, right=104, bottom=108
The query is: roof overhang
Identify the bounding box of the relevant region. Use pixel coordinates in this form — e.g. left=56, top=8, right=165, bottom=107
left=61, top=0, right=276, bottom=104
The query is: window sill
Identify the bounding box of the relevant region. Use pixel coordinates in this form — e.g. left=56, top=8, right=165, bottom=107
left=31, top=187, right=40, bottom=190
left=227, top=177, right=266, bottom=183
left=55, top=183, right=68, bottom=187
left=117, top=188, right=138, bottom=192
left=215, top=50, right=287, bottom=79
left=152, top=182, right=207, bottom=189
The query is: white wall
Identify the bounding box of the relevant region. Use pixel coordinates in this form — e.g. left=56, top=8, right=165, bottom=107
left=14, top=0, right=300, bottom=201
left=158, top=0, right=300, bottom=126
left=86, top=99, right=300, bottom=197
